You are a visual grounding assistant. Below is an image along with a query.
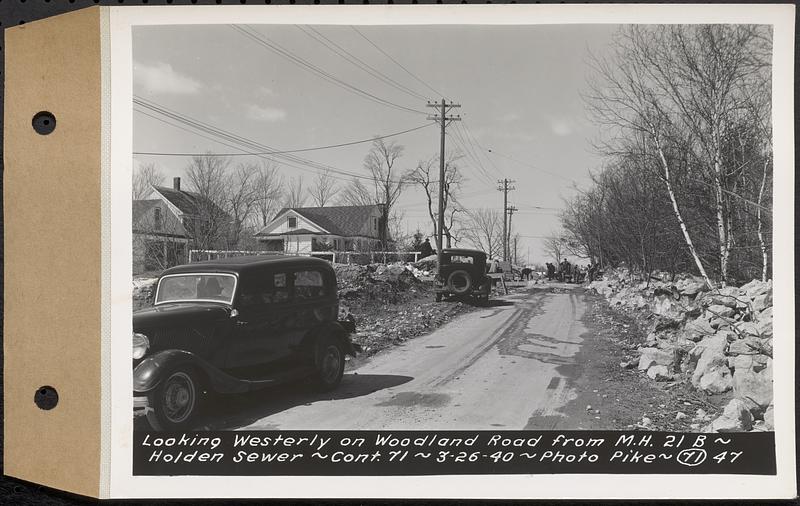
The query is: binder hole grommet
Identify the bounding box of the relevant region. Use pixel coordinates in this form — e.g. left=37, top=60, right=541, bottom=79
left=34, top=386, right=58, bottom=410
left=32, top=111, right=56, bottom=135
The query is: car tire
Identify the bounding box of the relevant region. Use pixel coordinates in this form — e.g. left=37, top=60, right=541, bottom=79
left=313, top=336, right=345, bottom=392
left=446, top=270, right=473, bottom=296
left=146, top=369, right=201, bottom=431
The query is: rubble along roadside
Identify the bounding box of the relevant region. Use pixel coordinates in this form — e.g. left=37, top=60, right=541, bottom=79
left=132, top=260, right=481, bottom=360
left=589, top=269, right=773, bottom=433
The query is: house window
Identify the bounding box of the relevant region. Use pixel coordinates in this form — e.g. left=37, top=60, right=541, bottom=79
left=288, top=216, right=297, bottom=228
left=372, top=217, right=378, bottom=231
left=153, top=207, right=162, bottom=231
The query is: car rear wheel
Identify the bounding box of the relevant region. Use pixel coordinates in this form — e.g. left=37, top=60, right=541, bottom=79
left=446, top=270, right=473, bottom=295
left=313, top=336, right=345, bottom=392
left=146, top=370, right=201, bottom=431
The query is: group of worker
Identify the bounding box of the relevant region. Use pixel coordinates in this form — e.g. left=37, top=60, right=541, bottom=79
left=545, top=259, right=598, bottom=284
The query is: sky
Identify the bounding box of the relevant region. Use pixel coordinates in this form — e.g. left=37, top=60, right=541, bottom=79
left=132, top=23, right=619, bottom=265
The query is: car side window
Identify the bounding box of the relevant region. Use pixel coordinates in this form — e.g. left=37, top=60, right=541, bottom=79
left=450, top=255, right=474, bottom=264
left=271, top=273, right=290, bottom=304
left=294, top=270, right=327, bottom=300
left=238, top=272, right=290, bottom=311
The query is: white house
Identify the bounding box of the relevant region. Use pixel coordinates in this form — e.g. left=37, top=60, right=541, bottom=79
left=255, top=204, right=389, bottom=253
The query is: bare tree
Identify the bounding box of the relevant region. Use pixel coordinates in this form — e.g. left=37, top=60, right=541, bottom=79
left=542, top=233, right=567, bottom=264
left=253, top=161, right=284, bottom=227
left=388, top=208, right=411, bottom=252
left=184, top=155, right=232, bottom=251
left=408, top=152, right=465, bottom=248
left=338, top=178, right=375, bottom=207
left=132, top=162, right=164, bottom=200
left=284, top=175, right=307, bottom=208
left=582, top=25, right=772, bottom=283
left=362, top=138, right=408, bottom=248
left=461, top=208, right=503, bottom=259
left=308, top=169, right=338, bottom=207
left=223, top=163, right=260, bottom=247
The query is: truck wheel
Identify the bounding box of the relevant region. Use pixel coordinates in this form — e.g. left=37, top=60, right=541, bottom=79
left=314, top=336, right=345, bottom=392
left=435, top=293, right=443, bottom=302
left=447, top=270, right=473, bottom=295
left=146, top=369, right=201, bottom=431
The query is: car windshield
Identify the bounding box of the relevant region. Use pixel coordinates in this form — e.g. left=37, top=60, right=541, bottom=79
left=155, top=274, right=237, bottom=305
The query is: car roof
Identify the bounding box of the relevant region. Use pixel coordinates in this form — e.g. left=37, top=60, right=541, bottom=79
left=161, top=255, right=333, bottom=276
left=442, top=248, right=487, bottom=257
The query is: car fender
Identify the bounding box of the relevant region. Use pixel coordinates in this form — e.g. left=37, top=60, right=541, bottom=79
left=300, top=322, right=362, bottom=358
left=133, top=350, right=248, bottom=394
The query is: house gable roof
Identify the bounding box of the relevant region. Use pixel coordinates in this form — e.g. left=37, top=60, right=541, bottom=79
left=152, top=185, right=200, bottom=215
left=132, top=199, right=190, bottom=238
left=257, top=204, right=383, bottom=238
left=152, top=186, right=230, bottom=221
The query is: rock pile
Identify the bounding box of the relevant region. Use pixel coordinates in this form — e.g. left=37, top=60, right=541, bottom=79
left=335, top=262, right=422, bottom=303
left=590, top=270, right=774, bottom=432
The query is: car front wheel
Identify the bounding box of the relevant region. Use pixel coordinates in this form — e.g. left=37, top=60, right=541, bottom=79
left=314, top=337, right=345, bottom=392
left=146, top=369, right=201, bottom=431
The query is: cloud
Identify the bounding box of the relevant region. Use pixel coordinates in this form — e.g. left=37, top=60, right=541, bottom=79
left=246, top=104, right=287, bottom=123
left=550, top=118, right=574, bottom=137
left=499, top=112, right=521, bottom=122
left=134, top=61, right=202, bottom=95
left=256, top=86, right=277, bottom=97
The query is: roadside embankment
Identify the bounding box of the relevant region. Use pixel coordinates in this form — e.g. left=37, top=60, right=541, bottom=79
left=589, top=269, right=773, bottom=432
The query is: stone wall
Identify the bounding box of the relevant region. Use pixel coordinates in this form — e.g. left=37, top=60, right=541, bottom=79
left=590, top=269, right=773, bottom=432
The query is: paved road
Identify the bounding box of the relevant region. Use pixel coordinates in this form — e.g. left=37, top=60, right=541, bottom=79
left=211, top=285, right=589, bottom=431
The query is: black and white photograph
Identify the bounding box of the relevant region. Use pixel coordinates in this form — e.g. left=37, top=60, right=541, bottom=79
left=120, top=6, right=792, bottom=491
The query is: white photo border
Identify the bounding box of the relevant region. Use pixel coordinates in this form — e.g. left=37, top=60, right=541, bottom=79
left=107, top=4, right=796, bottom=499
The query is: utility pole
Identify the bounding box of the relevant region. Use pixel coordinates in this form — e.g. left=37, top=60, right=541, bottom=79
left=506, top=204, right=517, bottom=263
left=427, top=99, right=460, bottom=275
left=497, top=178, right=515, bottom=261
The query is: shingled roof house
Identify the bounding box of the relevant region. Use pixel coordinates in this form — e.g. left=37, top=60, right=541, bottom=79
left=254, top=204, right=389, bottom=254
left=132, top=177, right=230, bottom=273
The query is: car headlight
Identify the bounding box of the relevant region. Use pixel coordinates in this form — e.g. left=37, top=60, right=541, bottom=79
left=132, top=332, right=149, bottom=360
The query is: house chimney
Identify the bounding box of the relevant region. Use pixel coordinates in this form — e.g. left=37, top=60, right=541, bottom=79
left=173, top=177, right=181, bottom=191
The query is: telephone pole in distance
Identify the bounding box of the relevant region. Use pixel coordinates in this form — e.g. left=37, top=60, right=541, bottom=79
left=507, top=204, right=518, bottom=264
left=497, top=178, right=516, bottom=261
left=427, top=99, right=460, bottom=275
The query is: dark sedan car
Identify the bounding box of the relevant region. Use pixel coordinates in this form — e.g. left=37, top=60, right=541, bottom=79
left=434, top=248, right=492, bottom=305
left=132, top=256, right=360, bottom=430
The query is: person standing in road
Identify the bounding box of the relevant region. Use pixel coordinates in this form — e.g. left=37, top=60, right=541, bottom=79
left=418, top=238, right=434, bottom=259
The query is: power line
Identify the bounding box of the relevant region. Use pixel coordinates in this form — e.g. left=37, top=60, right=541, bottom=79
left=135, top=105, right=366, bottom=183
left=444, top=131, right=493, bottom=187
left=133, top=123, right=432, bottom=157
left=351, top=26, right=445, bottom=100
left=450, top=123, right=495, bottom=184
left=486, top=148, right=577, bottom=184
left=461, top=119, right=505, bottom=178
left=133, top=96, right=406, bottom=184
left=232, top=25, right=427, bottom=116
left=297, top=25, right=430, bottom=102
